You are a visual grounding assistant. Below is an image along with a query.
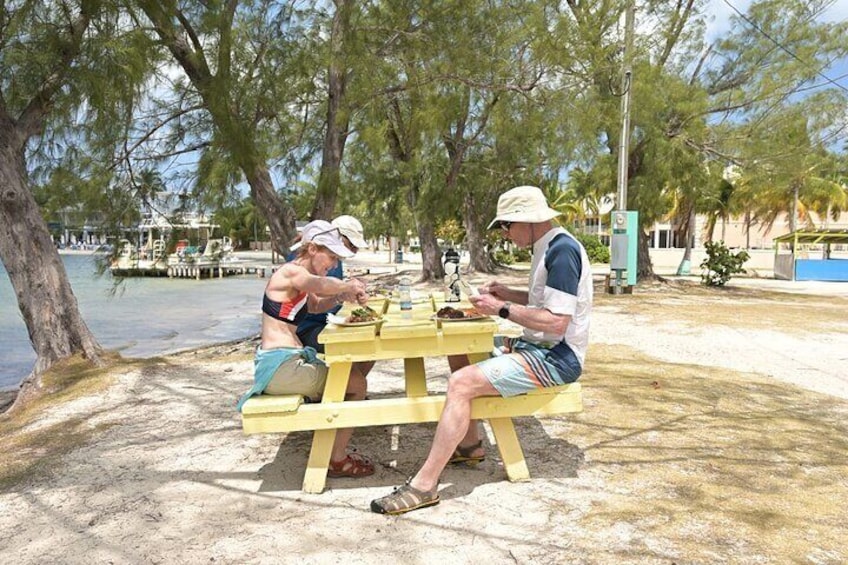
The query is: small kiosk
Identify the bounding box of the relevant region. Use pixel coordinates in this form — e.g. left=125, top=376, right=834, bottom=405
left=773, top=229, right=848, bottom=281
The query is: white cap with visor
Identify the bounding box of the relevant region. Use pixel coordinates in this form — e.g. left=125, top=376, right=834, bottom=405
left=290, top=220, right=355, bottom=258
left=331, top=215, right=368, bottom=250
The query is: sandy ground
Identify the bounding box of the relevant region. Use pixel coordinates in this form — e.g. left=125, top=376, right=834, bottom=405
left=2, top=269, right=848, bottom=564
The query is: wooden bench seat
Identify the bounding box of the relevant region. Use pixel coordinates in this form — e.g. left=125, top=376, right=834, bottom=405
left=241, top=383, right=582, bottom=490
left=241, top=383, right=583, bottom=435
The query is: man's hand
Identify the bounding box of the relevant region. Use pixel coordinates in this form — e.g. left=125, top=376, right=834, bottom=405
left=479, top=280, right=510, bottom=299
left=469, top=293, right=502, bottom=316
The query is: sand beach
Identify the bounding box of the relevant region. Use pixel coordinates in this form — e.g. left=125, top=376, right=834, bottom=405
left=1, top=258, right=847, bottom=564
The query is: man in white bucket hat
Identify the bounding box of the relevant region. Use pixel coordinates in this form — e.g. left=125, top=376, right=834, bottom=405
left=485, top=184, right=563, bottom=228
left=372, top=185, right=593, bottom=514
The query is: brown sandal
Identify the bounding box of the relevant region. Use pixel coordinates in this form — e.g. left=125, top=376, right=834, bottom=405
left=328, top=452, right=375, bottom=478
left=449, top=440, right=485, bottom=466
left=370, top=478, right=440, bottom=515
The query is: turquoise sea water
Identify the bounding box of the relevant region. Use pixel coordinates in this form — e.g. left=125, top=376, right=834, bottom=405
left=0, top=254, right=267, bottom=391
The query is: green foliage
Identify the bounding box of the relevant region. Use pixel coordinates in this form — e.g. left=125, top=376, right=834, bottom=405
left=435, top=219, right=465, bottom=246
left=9, top=0, right=848, bottom=277
left=513, top=247, right=532, bottom=262
left=573, top=232, right=611, bottom=264
left=493, top=245, right=531, bottom=266
left=492, top=248, right=514, bottom=266
left=214, top=196, right=267, bottom=249
left=700, top=241, right=750, bottom=287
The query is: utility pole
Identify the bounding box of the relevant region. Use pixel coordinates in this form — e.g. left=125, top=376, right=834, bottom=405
left=610, top=0, right=637, bottom=294
left=616, top=0, right=635, bottom=211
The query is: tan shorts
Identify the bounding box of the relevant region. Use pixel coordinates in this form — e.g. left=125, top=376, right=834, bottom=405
left=264, top=355, right=328, bottom=400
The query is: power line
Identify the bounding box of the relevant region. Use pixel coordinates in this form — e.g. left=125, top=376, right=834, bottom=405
left=721, top=0, right=848, bottom=96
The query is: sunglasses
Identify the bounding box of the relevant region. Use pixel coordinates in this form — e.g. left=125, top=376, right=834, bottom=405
left=339, top=234, right=358, bottom=253
left=499, top=221, right=513, bottom=232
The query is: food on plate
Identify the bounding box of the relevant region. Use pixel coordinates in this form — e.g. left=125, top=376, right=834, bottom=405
left=436, top=306, right=482, bottom=319
left=346, top=306, right=380, bottom=323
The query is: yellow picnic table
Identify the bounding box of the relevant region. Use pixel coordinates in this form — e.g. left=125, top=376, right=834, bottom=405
left=241, top=294, right=583, bottom=493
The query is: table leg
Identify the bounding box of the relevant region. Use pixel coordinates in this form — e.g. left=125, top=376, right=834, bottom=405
left=322, top=361, right=352, bottom=402
left=302, top=361, right=351, bottom=493
left=488, top=417, right=530, bottom=481
left=468, top=352, right=489, bottom=364
left=303, top=430, right=336, bottom=493
left=404, top=358, right=427, bottom=397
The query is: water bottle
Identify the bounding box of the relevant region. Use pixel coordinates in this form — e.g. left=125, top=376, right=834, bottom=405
left=443, top=263, right=459, bottom=302
left=451, top=278, right=461, bottom=302
left=398, top=276, right=413, bottom=319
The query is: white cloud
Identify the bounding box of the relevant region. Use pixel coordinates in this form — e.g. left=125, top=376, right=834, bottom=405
left=703, top=0, right=752, bottom=41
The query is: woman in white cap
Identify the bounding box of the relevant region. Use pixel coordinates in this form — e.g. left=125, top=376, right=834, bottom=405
left=292, top=215, right=377, bottom=422
left=237, top=219, right=375, bottom=478
left=293, top=215, right=370, bottom=351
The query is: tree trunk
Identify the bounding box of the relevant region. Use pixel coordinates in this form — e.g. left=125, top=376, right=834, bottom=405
left=705, top=214, right=716, bottom=243
left=463, top=190, right=490, bottom=273
left=417, top=221, right=442, bottom=282
left=0, top=133, right=102, bottom=406
left=405, top=175, right=443, bottom=282
left=311, top=0, right=351, bottom=221
left=139, top=1, right=297, bottom=256
left=676, top=203, right=695, bottom=275
left=637, top=229, right=654, bottom=281
left=243, top=161, right=296, bottom=256
left=744, top=210, right=752, bottom=248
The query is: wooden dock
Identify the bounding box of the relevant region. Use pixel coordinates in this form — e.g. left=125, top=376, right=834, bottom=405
left=166, top=262, right=270, bottom=280
left=111, top=262, right=272, bottom=280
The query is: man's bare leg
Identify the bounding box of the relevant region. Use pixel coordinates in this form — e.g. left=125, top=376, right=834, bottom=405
left=446, top=354, right=485, bottom=458
left=408, top=365, right=497, bottom=492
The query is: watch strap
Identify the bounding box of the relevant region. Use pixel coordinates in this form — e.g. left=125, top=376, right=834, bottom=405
left=499, top=301, right=512, bottom=319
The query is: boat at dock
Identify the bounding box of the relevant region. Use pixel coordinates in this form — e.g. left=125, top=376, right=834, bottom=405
left=110, top=217, right=265, bottom=279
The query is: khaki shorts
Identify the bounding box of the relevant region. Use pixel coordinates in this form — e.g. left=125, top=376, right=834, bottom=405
left=264, top=355, right=328, bottom=400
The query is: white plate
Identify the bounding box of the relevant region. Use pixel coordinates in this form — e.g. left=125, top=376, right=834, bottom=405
left=327, top=313, right=381, bottom=327
left=333, top=319, right=381, bottom=327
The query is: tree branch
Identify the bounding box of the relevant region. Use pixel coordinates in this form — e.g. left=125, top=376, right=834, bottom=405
left=112, top=103, right=206, bottom=166
left=658, top=0, right=696, bottom=69
left=17, top=6, right=93, bottom=138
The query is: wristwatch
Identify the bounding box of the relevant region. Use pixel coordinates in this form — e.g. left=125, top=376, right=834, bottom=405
left=498, top=301, right=512, bottom=319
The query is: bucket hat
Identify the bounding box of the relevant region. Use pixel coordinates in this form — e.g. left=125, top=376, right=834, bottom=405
left=486, top=185, right=561, bottom=229
left=291, top=220, right=355, bottom=258
left=332, top=215, right=368, bottom=250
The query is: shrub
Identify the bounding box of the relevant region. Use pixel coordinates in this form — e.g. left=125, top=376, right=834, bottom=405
left=513, top=247, right=531, bottom=262
left=492, top=246, right=530, bottom=265
left=493, top=248, right=514, bottom=265
left=573, top=232, right=611, bottom=264
left=700, top=241, right=750, bottom=286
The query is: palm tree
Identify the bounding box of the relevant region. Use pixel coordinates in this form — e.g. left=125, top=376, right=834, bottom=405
left=545, top=186, right=585, bottom=228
